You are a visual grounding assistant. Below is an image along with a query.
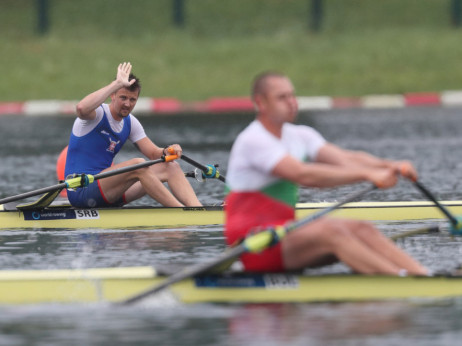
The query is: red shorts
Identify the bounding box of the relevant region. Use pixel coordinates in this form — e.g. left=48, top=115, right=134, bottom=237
left=225, top=192, right=295, bottom=272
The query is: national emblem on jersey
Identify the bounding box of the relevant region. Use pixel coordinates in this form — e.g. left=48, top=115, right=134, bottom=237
left=107, top=137, right=120, bottom=153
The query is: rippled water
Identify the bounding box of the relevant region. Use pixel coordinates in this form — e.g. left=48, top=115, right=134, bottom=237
left=1, top=108, right=462, bottom=345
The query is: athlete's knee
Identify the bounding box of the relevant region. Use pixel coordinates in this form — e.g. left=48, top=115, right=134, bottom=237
left=128, top=158, right=152, bottom=177
left=300, top=218, right=353, bottom=248
left=165, top=161, right=183, bottom=174
left=349, top=220, right=377, bottom=238
left=128, top=157, right=146, bottom=165
left=324, top=220, right=356, bottom=244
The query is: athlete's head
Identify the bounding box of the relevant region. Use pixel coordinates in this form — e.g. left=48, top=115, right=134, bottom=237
left=110, top=74, right=141, bottom=120
left=251, top=71, right=286, bottom=100
left=126, top=73, right=141, bottom=94
left=251, top=72, right=298, bottom=123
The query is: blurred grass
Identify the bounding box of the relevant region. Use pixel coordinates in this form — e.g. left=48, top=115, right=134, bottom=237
left=1, top=0, right=462, bottom=101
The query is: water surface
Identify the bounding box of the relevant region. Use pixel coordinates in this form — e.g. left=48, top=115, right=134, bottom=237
left=1, top=107, right=462, bottom=345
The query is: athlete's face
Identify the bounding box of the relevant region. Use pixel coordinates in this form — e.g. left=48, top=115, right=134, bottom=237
left=258, top=77, right=298, bottom=124
left=110, top=88, right=139, bottom=120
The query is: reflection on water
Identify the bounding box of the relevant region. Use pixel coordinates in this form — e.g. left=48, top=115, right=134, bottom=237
left=0, top=225, right=225, bottom=270
left=1, top=108, right=462, bottom=345
left=227, top=302, right=410, bottom=344
left=225, top=300, right=462, bottom=346
left=1, top=299, right=462, bottom=345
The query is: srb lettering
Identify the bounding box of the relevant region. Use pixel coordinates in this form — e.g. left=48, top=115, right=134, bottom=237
left=75, top=209, right=100, bottom=219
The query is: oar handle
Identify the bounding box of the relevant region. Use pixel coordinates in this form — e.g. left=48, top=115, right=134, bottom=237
left=414, top=181, right=459, bottom=227
left=92, top=155, right=177, bottom=182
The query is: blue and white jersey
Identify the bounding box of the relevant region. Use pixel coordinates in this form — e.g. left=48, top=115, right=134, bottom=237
left=65, top=104, right=146, bottom=176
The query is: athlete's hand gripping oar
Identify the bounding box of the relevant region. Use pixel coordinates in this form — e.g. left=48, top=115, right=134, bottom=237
left=118, top=184, right=376, bottom=305
left=0, top=154, right=178, bottom=206
left=413, top=180, right=462, bottom=235
left=165, top=148, right=226, bottom=182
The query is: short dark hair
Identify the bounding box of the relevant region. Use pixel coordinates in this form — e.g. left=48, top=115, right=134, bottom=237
left=127, top=73, right=141, bottom=93
left=251, top=71, right=286, bottom=99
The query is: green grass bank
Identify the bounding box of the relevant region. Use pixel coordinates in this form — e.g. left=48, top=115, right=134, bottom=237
left=1, top=0, right=462, bottom=102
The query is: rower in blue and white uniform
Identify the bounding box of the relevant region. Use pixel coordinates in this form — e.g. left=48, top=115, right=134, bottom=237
left=65, top=62, right=202, bottom=208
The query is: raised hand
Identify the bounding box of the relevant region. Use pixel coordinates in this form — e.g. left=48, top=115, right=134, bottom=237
left=116, top=62, right=136, bottom=87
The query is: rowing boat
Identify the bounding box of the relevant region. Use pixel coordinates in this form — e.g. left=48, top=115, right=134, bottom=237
left=0, top=200, right=460, bottom=230
left=1, top=266, right=461, bottom=305
left=1, top=200, right=461, bottom=229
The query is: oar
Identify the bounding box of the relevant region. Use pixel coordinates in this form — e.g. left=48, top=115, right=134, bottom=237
left=413, top=181, right=462, bottom=234
left=118, top=184, right=376, bottom=305
left=173, top=150, right=225, bottom=182
left=390, top=225, right=440, bottom=241
left=184, top=169, right=207, bottom=183
left=0, top=154, right=178, bottom=206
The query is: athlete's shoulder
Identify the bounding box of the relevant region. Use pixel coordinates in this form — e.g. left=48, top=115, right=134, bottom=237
left=233, top=121, right=263, bottom=146
left=284, top=122, right=323, bottom=137
left=240, top=120, right=269, bottom=138
left=94, top=104, right=108, bottom=121
left=283, top=122, right=312, bottom=132
left=99, top=103, right=109, bottom=114
left=128, top=113, right=144, bottom=129
left=127, top=113, right=146, bottom=142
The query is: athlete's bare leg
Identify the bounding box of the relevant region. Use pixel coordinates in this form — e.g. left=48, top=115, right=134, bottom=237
left=99, top=158, right=201, bottom=207
left=282, top=217, right=428, bottom=275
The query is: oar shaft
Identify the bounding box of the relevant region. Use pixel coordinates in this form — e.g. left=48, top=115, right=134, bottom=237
left=180, top=154, right=207, bottom=171
left=120, top=246, right=243, bottom=305
left=242, top=185, right=377, bottom=254
left=92, top=157, right=168, bottom=181
left=390, top=225, right=440, bottom=241
left=414, top=181, right=458, bottom=226
left=0, top=182, right=68, bottom=205
left=181, top=154, right=226, bottom=182
left=287, top=185, right=377, bottom=232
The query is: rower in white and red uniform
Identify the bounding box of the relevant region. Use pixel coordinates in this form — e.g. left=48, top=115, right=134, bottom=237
left=225, top=72, right=428, bottom=276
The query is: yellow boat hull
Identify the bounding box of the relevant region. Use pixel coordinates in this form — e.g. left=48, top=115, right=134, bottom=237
left=0, top=266, right=461, bottom=305
left=0, top=200, right=461, bottom=229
